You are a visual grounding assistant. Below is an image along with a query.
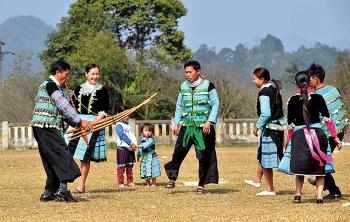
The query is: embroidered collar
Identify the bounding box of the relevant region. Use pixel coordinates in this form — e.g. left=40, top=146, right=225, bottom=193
left=81, top=81, right=101, bottom=95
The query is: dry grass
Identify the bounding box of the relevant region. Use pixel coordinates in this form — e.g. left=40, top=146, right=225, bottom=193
left=1, top=146, right=350, bottom=222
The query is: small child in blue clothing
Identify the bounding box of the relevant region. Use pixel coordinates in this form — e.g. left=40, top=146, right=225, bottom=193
left=137, top=123, right=161, bottom=187
left=115, top=105, right=138, bottom=188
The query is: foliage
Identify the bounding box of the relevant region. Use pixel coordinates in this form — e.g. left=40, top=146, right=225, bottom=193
left=330, top=50, right=350, bottom=112
left=0, top=51, right=44, bottom=122
left=64, top=30, right=130, bottom=115
left=194, top=35, right=338, bottom=85
left=40, top=0, right=192, bottom=68
left=279, top=60, right=302, bottom=88
left=39, top=0, right=193, bottom=117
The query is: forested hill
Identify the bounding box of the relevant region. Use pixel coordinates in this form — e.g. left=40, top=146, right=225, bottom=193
left=0, top=15, right=55, bottom=77
left=193, top=34, right=338, bottom=85
left=0, top=15, right=339, bottom=84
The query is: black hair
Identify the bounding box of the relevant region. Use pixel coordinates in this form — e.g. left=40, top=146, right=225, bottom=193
left=306, top=63, right=325, bottom=82
left=184, top=60, right=201, bottom=71
left=140, top=123, right=155, bottom=135
left=86, top=63, right=100, bottom=73
left=50, top=60, right=70, bottom=75
left=117, top=105, right=129, bottom=113
left=295, top=71, right=312, bottom=128
left=253, top=67, right=283, bottom=104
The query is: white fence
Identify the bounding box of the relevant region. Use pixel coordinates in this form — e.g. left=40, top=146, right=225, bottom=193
left=1, top=119, right=349, bottom=150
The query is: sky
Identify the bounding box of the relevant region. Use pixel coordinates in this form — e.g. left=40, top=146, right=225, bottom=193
left=0, top=0, right=349, bottom=53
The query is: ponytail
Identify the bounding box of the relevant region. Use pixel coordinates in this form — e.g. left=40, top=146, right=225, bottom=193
left=295, top=73, right=312, bottom=128
left=271, top=79, right=282, bottom=104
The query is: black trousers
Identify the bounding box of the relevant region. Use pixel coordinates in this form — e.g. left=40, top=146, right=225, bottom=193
left=33, top=127, right=81, bottom=193
left=164, top=125, right=219, bottom=186
left=324, top=132, right=344, bottom=194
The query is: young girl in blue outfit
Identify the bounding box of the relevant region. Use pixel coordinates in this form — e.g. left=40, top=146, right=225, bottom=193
left=137, top=123, right=161, bottom=187
left=115, top=105, right=138, bottom=188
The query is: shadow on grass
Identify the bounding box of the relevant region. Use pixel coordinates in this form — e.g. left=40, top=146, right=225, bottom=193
left=87, top=188, right=138, bottom=193
left=276, top=190, right=295, bottom=195
left=166, top=188, right=240, bottom=195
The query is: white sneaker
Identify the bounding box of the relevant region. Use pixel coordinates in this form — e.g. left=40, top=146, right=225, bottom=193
left=256, top=191, right=276, bottom=196
left=244, top=180, right=261, bottom=188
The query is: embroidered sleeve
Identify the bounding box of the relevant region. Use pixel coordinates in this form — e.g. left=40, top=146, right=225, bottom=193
left=50, top=90, right=81, bottom=126
left=140, top=137, right=155, bottom=152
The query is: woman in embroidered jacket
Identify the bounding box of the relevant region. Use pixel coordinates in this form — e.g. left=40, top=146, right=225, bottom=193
left=67, top=64, right=109, bottom=194
left=278, top=71, right=342, bottom=204
left=252, top=67, right=285, bottom=196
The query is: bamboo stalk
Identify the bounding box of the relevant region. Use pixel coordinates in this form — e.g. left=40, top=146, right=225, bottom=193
left=67, top=93, right=157, bottom=141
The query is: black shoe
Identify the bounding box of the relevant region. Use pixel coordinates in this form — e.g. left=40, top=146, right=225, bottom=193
left=294, top=195, right=301, bottom=203
left=40, top=190, right=60, bottom=202
left=323, top=193, right=342, bottom=200
left=307, top=178, right=316, bottom=186
left=56, top=187, right=78, bottom=202
left=316, top=199, right=323, bottom=204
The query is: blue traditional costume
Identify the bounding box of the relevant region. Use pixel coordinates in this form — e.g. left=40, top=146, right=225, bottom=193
left=278, top=92, right=336, bottom=175
left=65, top=82, right=109, bottom=162
left=164, top=77, right=220, bottom=187
left=137, top=137, right=161, bottom=179
left=314, top=84, right=348, bottom=196
left=316, top=85, right=348, bottom=140
left=255, top=83, right=285, bottom=169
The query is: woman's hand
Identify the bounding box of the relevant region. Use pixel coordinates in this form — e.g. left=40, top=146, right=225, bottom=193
left=334, top=137, right=342, bottom=150
left=253, top=127, right=259, bottom=137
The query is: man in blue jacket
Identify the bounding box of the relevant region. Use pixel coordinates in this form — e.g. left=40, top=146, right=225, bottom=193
left=164, top=60, right=220, bottom=194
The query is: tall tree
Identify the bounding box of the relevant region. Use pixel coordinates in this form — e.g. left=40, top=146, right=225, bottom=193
left=40, top=0, right=192, bottom=68
left=66, top=30, right=129, bottom=114
left=40, top=0, right=193, bottom=116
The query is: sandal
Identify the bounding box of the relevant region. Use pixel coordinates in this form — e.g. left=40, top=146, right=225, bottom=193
left=165, top=180, right=175, bottom=188
left=74, top=188, right=85, bottom=194
left=127, top=183, right=137, bottom=187
left=196, top=187, right=206, bottom=195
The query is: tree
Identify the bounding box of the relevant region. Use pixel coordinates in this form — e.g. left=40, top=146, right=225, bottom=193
left=65, top=30, right=130, bottom=115
left=0, top=51, right=44, bottom=122
left=40, top=0, right=192, bottom=68
left=279, top=60, right=302, bottom=88
left=260, top=34, right=284, bottom=53
left=194, top=44, right=217, bottom=63
left=40, top=0, right=193, bottom=116
left=331, top=50, right=350, bottom=112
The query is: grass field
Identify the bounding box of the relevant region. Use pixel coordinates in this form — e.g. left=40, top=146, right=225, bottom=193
left=0, top=146, right=350, bottom=222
